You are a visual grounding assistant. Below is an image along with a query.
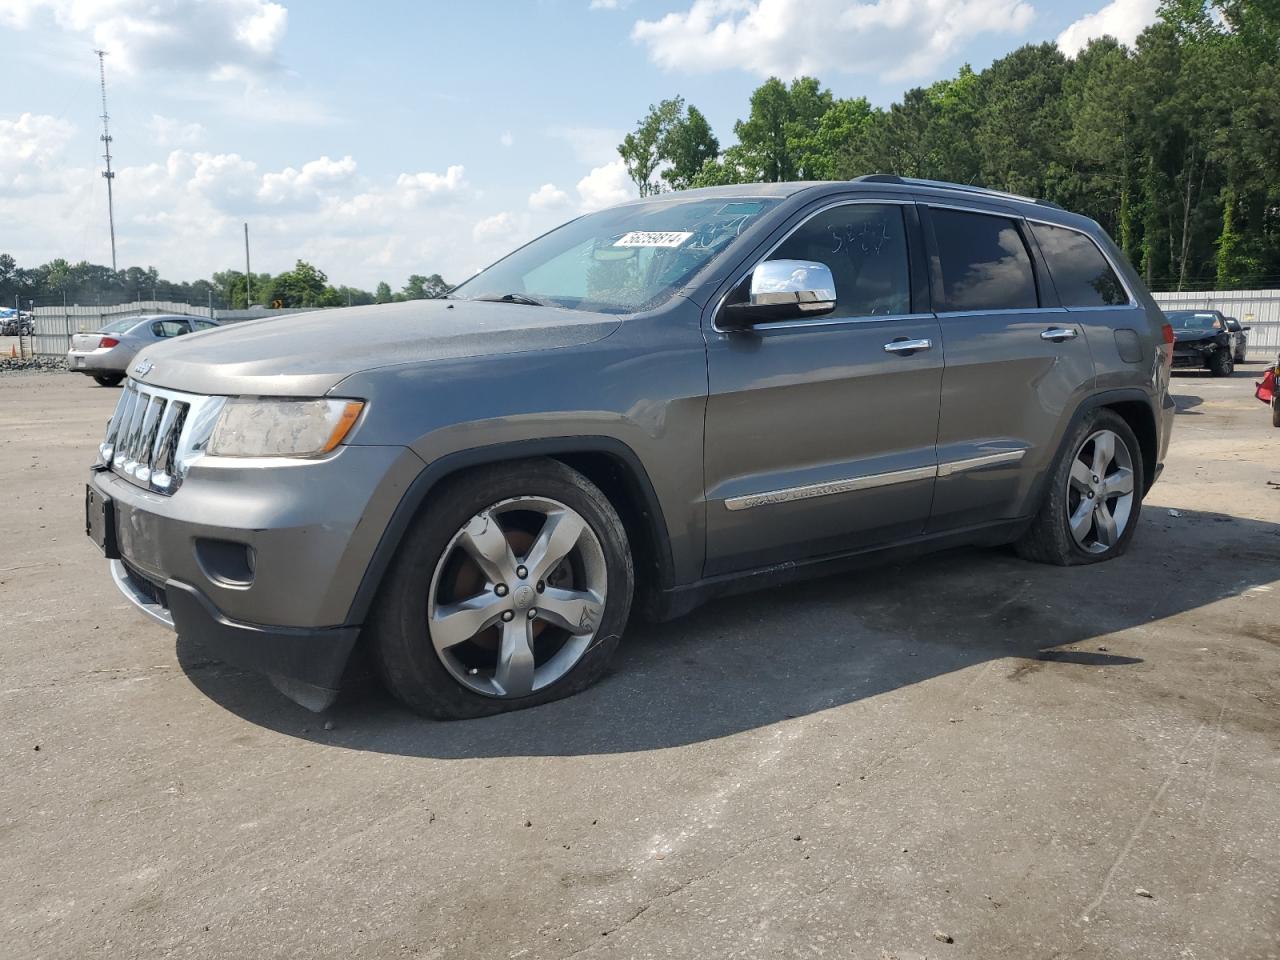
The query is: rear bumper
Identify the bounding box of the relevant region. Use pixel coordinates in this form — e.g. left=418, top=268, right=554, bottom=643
left=67, top=349, right=130, bottom=374
left=110, top=558, right=360, bottom=708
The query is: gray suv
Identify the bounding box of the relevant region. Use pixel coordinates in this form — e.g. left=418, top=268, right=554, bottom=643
left=85, top=177, right=1175, bottom=717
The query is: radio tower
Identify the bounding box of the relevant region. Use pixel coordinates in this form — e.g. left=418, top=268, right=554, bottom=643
left=95, top=49, right=118, bottom=271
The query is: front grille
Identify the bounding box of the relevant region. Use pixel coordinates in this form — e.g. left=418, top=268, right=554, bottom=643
left=121, top=560, right=169, bottom=610
left=99, top=379, right=225, bottom=495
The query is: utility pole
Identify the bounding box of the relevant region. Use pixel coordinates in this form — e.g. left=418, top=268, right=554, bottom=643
left=243, top=222, right=252, bottom=309
left=95, top=50, right=118, bottom=271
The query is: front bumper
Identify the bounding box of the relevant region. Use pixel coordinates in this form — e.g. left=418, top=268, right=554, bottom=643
left=110, top=558, right=359, bottom=708
left=92, top=439, right=426, bottom=706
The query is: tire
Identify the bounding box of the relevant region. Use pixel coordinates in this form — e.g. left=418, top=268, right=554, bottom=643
left=1272, top=399, right=1280, bottom=428
left=1208, top=349, right=1234, bottom=377
left=369, top=458, right=634, bottom=719
left=1015, top=408, right=1145, bottom=566
left=92, top=374, right=124, bottom=387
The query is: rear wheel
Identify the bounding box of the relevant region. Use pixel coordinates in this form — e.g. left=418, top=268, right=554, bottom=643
left=1209, top=349, right=1234, bottom=377
left=1015, top=409, right=1144, bottom=566
left=92, top=374, right=123, bottom=387
left=370, top=458, right=634, bottom=719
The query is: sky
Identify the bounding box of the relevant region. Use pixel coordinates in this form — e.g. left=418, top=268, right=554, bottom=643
left=2, top=0, right=1162, bottom=291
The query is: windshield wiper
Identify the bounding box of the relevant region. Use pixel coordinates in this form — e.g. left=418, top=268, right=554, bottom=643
left=474, top=293, right=545, bottom=307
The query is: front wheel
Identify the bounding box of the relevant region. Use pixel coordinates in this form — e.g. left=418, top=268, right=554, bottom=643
left=1209, top=350, right=1234, bottom=377
left=1015, top=409, right=1144, bottom=566
left=370, top=458, right=634, bottom=719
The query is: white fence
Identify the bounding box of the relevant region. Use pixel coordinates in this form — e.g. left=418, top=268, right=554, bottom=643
left=1151, top=289, right=1280, bottom=360
left=30, top=301, right=212, bottom=357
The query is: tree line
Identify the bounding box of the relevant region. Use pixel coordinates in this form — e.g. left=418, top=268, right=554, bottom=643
left=618, top=0, right=1280, bottom=292
left=0, top=253, right=450, bottom=311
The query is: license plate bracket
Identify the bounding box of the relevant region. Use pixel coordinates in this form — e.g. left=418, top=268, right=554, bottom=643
left=85, top=484, right=120, bottom=559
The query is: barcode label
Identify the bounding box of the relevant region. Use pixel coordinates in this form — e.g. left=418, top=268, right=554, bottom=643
left=613, top=231, right=693, bottom=248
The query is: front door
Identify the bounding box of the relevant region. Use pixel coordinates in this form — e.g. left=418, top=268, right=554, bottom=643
left=702, top=199, right=943, bottom=577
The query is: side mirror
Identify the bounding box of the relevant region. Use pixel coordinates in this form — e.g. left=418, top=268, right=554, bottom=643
left=720, top=260, right=837, bottom=330
left=1243, top=325, right=1252, bottom=331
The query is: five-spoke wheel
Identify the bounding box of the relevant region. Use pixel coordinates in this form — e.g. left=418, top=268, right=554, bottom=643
left=371, top=458, right=633, bottom=719
left=428, top=497, right=608, bottom=699
left=1065, top=429, right=1135, bottom=554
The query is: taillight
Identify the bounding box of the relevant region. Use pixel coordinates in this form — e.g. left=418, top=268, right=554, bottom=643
left=1160, top=323, right=1174, bottom=366
left=99, top=337, right=119, bottom=349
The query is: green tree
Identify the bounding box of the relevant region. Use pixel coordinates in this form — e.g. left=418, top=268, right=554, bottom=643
left=374, top=281, right=393, bottom=303
left=660, top=105, right=720, bottom=191
left=619, top=98, right=686, bottom=196
left=402, top=273, right=450, bottom=299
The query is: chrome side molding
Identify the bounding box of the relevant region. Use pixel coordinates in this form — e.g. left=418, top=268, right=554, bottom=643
left=725, top=449, right=1027, bottom=511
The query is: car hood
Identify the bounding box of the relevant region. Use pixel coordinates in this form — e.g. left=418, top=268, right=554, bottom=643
left=132, top=299, right=622, bottom=396
left=1171, top=329, right=1221, bottom=344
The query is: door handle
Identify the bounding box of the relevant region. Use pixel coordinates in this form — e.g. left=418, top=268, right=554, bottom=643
left=1040, top=327, right=1078, bottom=342
left=883, top=338, right=932, bottom=354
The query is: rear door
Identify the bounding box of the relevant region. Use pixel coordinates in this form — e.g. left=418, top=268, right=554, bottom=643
left=702, top=197, right=943, bottom=576
left=921, top=204, right=1095, bottom=532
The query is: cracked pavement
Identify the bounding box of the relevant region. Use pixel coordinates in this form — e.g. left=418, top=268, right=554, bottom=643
left=2, top=369, right=1279, bottom=959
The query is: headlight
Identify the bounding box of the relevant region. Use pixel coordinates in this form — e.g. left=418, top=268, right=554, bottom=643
left=208, top=398, right=365, bottom=458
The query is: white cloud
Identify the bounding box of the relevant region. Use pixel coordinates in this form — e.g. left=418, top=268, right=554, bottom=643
left=589, top=0, right=629, bottom=8
left=632, top=0, right=1036, bottom=80
left=472, top=211, right=521, bottom=244
left=0, top=112, right=76, bottom=195
left=499, top=131, right=514, bottom=148
left=258, top=155, right=357, bottom=206
left=147, top=114, right=205, bottom=147
left=1056, top=0, right=1158, bottom=55
left=394, top=165, right=468, bottom=205
left=576, top=159, right=634, bottom=212
left=528, top=182, right=571, bottom=212
left=1, top=0, right=290, bottom=77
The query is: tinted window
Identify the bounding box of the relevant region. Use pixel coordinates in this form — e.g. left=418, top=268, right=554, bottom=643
left=1224, top=318, right=1241, bottom=332
left=1029, top=222, right=1127, bottom=307
left=767, top=203, right=910, bottom=318
left=931, top=209, right=1037, bottom=311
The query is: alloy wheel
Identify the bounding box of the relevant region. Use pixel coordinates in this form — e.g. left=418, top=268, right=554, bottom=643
left=426, top=496, right=608, bottom=698
left=1065, top=428, right=1135, bottom=555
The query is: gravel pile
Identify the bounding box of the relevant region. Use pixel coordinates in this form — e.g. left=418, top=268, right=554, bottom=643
left=0, top=356, right=68, bottom=374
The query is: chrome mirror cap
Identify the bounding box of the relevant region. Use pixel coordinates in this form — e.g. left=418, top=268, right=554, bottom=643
left=750, top=260, right=837, bottom=311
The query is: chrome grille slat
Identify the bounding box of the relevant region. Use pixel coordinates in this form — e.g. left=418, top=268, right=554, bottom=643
left=99, top=379, right=225, bottom=496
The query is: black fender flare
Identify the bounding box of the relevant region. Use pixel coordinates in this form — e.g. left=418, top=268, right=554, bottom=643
left=343, top=436, right=675, bottom=627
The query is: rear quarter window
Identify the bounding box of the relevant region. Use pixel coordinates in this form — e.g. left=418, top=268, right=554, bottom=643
left=930, top=208, right=1038, bottom=312
left=1029, top=222, right=1128, bottom=307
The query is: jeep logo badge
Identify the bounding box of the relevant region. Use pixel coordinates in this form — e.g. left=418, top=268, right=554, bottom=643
left=134, top=359, right=153, bottom=377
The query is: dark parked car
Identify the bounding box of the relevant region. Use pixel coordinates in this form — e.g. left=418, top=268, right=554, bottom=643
left=86, top=176, right=1175, bottom=717
left=1167, top=310, right=1241, bottom=375
left=1224, top=316, right=1250, bottom=362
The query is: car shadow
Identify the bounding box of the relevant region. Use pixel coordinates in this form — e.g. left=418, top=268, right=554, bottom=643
left=177, top=508, right=1280, bottom=758
left=1172, top=393, right=1203, bottom=413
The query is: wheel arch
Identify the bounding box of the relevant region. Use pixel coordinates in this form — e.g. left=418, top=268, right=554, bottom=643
left=343, top=437, right=676, bottom=628
left=1073, top=390, right=1159, bottom=495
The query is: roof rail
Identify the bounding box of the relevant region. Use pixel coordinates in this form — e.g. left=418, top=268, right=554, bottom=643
left=852, top=174, right=1064, bottom=210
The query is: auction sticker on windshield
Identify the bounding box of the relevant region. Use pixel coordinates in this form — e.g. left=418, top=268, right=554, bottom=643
left=613, top=231, right=693, bottom=248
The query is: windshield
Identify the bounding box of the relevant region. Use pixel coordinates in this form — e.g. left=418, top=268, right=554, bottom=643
left=97, top=316, right=145, bottom=334
left=450, top=197, right=780, bottom=314
left=1166, top=311, right=1221, bottom=330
